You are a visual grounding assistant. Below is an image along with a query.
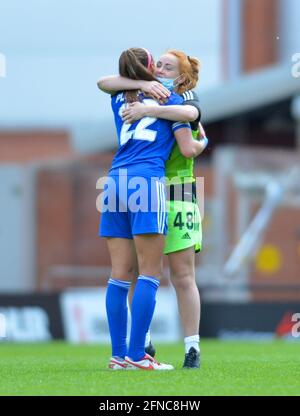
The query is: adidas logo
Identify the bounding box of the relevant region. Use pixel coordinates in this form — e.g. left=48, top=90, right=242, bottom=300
left=182, top=232, right=191, bottom=240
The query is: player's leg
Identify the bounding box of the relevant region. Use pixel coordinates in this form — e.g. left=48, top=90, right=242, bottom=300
left=168, top=247, right=200, bottom=337
left=107, top=237, right=137, bottom=282
left=125, top=178, right=173, bottom=370
left=165, top=199, right=202, bottom=368
left=125, top=233, right=173, bottom=370
left=105, top=237, right=137, bottom=369
left=128, top=176, right=165, bottom=360
left=128, top=259, right=155, bottom=358
left=168, top=247, right=201, bottom=368
left=127, top=233, right=163, bottom=360
left=100, top=175, right=136, bottom=368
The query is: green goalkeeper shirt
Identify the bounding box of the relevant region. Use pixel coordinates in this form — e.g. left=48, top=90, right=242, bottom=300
left=165, top=90, right=201, bottom=185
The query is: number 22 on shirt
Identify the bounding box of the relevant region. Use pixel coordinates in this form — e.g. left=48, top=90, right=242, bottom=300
left=119, top=99, right=159, bottom=145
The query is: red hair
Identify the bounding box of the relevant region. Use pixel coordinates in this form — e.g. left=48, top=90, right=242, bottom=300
left=166, top=49, right=200, bottom=94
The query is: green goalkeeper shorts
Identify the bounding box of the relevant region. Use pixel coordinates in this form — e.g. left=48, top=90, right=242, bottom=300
left=164, top=199, right=202, bottom=255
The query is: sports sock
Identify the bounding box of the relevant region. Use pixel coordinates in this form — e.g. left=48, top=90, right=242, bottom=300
left=128, top=275, right=160, bottom=361
left=184, top=334, right=200, bottom=354
left=106, top=278, right=130, bottom=359
left=145, top=330, right=151, bottom=347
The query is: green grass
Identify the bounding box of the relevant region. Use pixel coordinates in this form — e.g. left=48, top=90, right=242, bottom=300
left=0, top=341, right=299, bottom=396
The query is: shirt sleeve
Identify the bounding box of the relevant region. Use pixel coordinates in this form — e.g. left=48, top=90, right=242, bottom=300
left=182, top=90, right=201, bottom=128
left=172, top=121, right=191, bottom=133
left=163, top=93, right=191, bottom=132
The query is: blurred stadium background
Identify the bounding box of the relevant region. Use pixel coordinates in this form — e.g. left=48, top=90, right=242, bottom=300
left=0, top=0, right=300, bottom=345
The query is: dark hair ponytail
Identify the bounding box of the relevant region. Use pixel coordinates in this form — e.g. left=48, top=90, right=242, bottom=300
left=119, top=48, right=157, bottom=103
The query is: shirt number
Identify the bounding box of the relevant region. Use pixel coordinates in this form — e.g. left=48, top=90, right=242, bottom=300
left=119, top=99, right=159, bottom=145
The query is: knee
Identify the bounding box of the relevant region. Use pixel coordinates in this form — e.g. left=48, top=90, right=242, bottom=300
left=139, top=266, right=163, bottom=279
left=111, top=264, right=137, bottom=282
left=171, top=271, right=195, bottom=291
left=138, top=257, right=163, bottom=279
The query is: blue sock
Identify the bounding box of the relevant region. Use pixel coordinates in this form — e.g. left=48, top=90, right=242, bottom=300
left=105, top=278, right=130, bottom=359
left=128, top=275, right=160, bottom=361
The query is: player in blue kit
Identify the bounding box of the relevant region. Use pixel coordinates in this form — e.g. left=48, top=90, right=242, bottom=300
left=98, top=48, right=204, bottom=370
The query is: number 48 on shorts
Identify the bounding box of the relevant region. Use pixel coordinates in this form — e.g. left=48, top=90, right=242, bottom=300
left=164, top=200, right=202, bottom=255
left=173, top=211, right=199, bottom=231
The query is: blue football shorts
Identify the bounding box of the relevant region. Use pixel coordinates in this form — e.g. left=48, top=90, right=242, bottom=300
left=99, top=175, right=167, bottom=238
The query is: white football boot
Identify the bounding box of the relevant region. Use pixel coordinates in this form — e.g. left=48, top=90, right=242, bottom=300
left=125, top=353, right=174, bottom=370
left=108, top=357, right=127, bottom=370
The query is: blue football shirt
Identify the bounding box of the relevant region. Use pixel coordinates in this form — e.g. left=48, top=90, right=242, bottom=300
left=109, top=92, right=190, bottom=178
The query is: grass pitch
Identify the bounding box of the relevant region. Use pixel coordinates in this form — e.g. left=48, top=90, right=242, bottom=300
left=0, top=340, right=299, bottom=396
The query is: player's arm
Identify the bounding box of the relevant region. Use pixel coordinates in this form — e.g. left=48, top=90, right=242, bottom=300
left=197, top=122, right=206, bottom=139
left=97, top=75, right=169, bottom=100
left=173, top=125, right=208, bottom=159
left=122, top=91, right=201, bottom=124
left=182, top=91, right=202, bottom=130
left=122, top=102, right=198, bottom=123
